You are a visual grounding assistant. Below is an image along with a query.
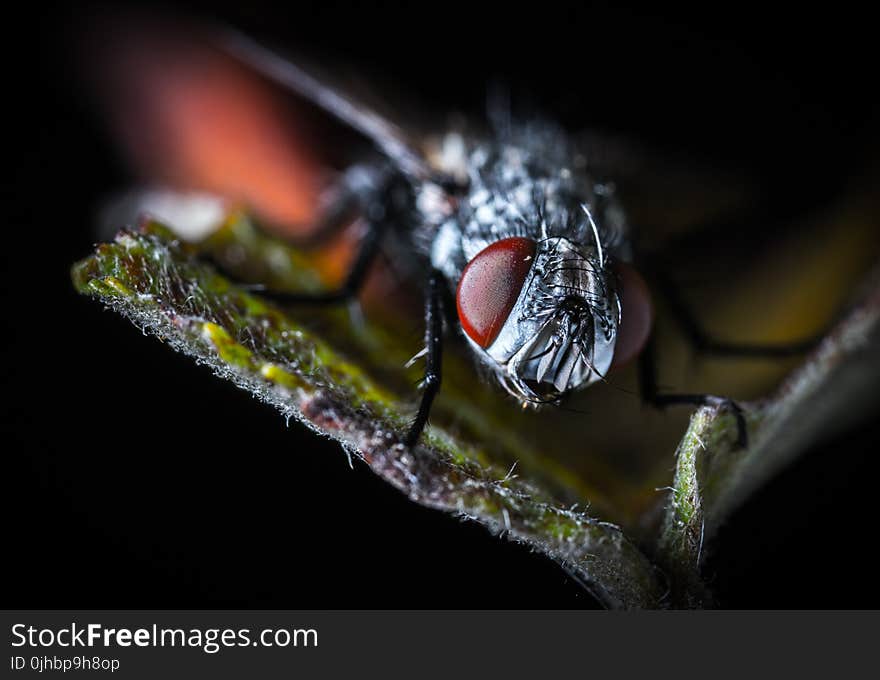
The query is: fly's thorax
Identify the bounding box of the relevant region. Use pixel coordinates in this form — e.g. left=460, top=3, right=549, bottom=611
left=430, top=133, right=630, bottom=272
left=456, top=235, right=620, bottom=404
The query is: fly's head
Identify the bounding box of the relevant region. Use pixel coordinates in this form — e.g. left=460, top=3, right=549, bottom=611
left=455, top=228, right=620, bottom=405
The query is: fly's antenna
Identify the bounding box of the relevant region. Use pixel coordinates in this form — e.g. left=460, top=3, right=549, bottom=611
left=581, top=204, right=604, bottom=269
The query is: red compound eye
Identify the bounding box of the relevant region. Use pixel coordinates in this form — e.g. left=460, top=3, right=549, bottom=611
left=456, top=237, right=537, bottom=348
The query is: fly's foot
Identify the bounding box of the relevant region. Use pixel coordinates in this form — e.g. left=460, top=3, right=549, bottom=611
left=403, top=418, right=425, bottom=448
left=702, top=395, right=748, bottom=450
left=651, top=392, right=748, bottom=449
left=404, top=373, right=440, bottom=447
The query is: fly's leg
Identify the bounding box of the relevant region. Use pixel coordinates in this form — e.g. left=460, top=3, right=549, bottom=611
left=635, top=269, right=822, bottom=449
left=298, top=164, right=391, bottom=247
left=651, top=270, right=823, bottom=358
left=638, top=335, right=748, bottom=448
left=404, top=269, right=445, bottom=447
left=241, top=163, right=396, bottom=304
left=257, top=216, right=386, bottom=305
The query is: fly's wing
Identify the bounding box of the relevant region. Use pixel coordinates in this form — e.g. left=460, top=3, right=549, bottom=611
left=216, top=28, right=439, bottom=181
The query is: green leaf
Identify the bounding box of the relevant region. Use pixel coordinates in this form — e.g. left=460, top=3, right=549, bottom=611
left=72, top=201, right=880, bottom=608
left=72, top=219, right=664, bottom=608
left=657, top=281, right=880, bottom=605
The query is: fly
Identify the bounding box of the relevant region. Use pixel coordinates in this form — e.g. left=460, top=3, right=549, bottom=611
left=216, top=29, right=816, bottom=448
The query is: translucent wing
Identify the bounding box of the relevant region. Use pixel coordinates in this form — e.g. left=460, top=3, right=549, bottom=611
left=216, top=28, right=435, bottom=180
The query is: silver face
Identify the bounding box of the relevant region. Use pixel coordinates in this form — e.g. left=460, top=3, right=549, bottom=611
left=463, top=235, right=620, bottom=404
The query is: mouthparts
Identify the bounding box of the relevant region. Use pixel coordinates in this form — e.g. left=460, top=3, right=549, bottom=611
left=513, top=308, right=602, bottom=401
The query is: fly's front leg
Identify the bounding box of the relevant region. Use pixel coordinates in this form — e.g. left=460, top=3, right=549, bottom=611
left=404, top=269, right=445, bottom=447
left=638, top=335, right=748, bottom=448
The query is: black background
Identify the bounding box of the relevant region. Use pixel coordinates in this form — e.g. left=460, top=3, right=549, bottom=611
left=4, top=1, right=879, bottom=608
